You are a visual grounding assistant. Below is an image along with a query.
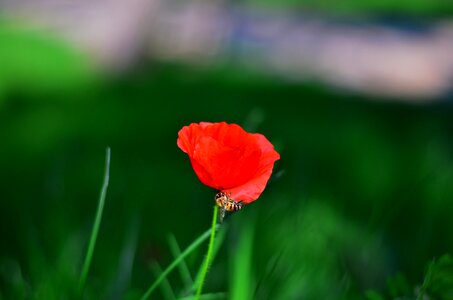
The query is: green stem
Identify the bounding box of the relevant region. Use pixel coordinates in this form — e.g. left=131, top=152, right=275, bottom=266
left=141, top=225, right=219, bottom=300
left=192, top=224, right=227, bottom=291
left=78, top=147, right=111, bottom=293
left=196, top=206, right=219, bottom=300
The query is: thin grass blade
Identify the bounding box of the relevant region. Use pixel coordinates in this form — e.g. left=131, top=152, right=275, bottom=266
left=78, top=147, right=111, bottom=293
left=140, top=225, right=219, bottom=300
left=177, top=292, right=227, bottom=300
left=168, top=233, right=194, bottom=289
left=151, top=261, right=177, bottom=300
left=230, top=215, right=255, bottom=300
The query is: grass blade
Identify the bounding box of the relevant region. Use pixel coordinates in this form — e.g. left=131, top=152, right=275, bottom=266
left=140, top=225, right=219, bottom=300
left=230, top=215, right=255, bottom=300
left=78, top=147, right=111, bottom=293
left=177, top=292, right=227, bottom=300
left=151, top=261, right=177, bottom=300
left=168, top=233, right=194, bottom=289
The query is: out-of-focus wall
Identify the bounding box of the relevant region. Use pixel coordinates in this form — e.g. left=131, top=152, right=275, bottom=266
left=1, top=0, right=453, bottom=100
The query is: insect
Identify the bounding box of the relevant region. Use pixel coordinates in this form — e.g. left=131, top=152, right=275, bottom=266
left=215, top=192, right=243, bottom=222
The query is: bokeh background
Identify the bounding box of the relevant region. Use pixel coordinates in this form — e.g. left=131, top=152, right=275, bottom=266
left=1, top=0, right=453, bottom=299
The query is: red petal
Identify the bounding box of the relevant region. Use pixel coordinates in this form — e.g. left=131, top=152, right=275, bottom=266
left=177, top=122, right=280, bottom=202
left=222, top=133, right=280, bottom=203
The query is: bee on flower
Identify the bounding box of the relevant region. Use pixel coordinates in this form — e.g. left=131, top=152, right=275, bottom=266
left=215, top=192, right=243, bottom=221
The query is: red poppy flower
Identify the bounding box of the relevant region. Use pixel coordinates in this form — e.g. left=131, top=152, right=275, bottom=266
left=177, top=122, right=280, bottom=204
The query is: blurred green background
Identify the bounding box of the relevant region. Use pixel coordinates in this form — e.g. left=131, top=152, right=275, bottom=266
left=1, top=2, right=453, bottom=299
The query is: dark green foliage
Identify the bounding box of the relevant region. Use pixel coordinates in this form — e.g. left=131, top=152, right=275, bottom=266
left=1, top=18, right=453, bottom=299
left=244, top=0, right=453, bottom=17
left=419, top=255, right=453, bottom=299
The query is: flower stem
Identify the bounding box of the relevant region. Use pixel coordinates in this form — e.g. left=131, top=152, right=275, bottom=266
left=140, top=226, right=218, bottom=300
left=195, top=205, right=219, bottom=300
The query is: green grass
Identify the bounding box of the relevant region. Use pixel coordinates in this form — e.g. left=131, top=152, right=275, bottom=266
left=0, top=19, right=95, bottom=98
left=141, top=226, right=220, bottom=300
left=1, top=16, right=453, bottom=300
left=78, top=147, right=110, bottom=293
